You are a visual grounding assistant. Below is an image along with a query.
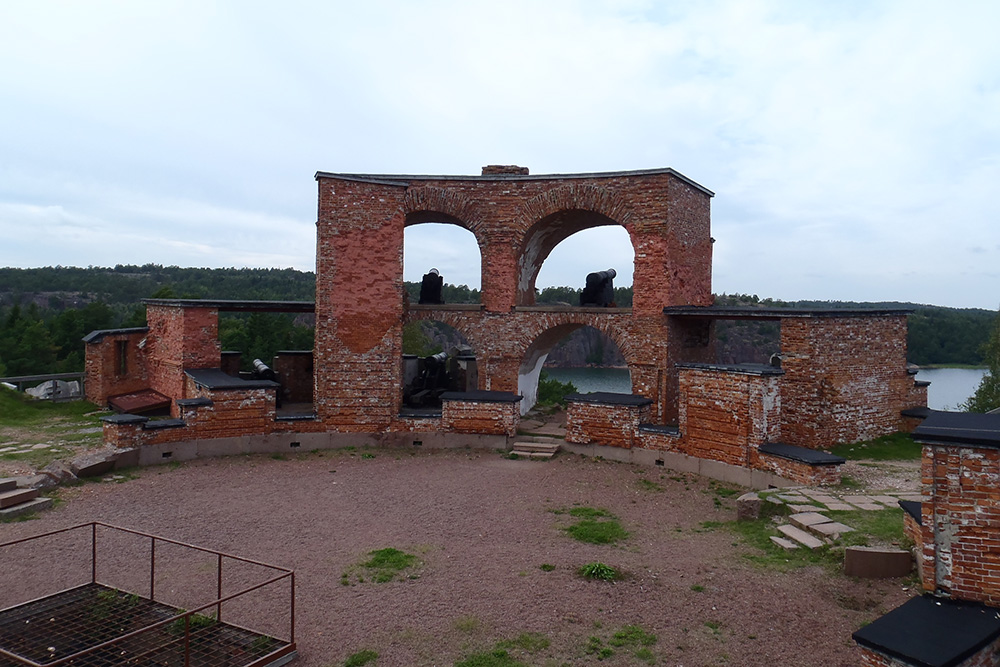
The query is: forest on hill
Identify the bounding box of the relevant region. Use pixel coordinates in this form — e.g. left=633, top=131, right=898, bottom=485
left=0, top=265, right=996, bottom=376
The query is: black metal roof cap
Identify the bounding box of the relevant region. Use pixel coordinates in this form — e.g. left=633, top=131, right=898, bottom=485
left=439, top=391, right=523, bottom=403
left=664, top=305, right=913, bottom=319
left=564, top=392, right=653, bottom=407
left=913, top=411, right=1000, bottom=448
left=185, top=368, right=279, bottom=390
left=853, top=595, right=1000, bottom=667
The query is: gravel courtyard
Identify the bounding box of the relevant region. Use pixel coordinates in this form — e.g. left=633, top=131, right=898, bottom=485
left=0, top=448, right=912, bottom=666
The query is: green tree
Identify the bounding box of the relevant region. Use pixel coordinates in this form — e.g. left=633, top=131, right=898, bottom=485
left=964, top=309, right=1000, bottom=413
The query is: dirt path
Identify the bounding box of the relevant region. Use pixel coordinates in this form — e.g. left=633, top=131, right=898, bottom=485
left=0, top=448, right=913, bottom=666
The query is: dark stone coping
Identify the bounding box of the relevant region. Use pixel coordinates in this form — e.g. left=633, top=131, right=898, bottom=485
left=565, top=392, right=653, bottom=407
left=101, top=414, right=149, bottom=425
left=315, top=167, right=715, bottom=197
left=914, top=380, right=931, bottom=387
left=176, top=398, right=213, bottom=408
left=398, top=408, right=443, bottom=419
left=82, top=327, right=149, bottom=344
left=513, top=306, right=632, bottom=314
left=639, top=423, right=681, bottom=436
left=853, top=595, right=1000, bottom=667
left=758, top=442, right=846, bottom=466
left=899, top=500, right=923, bottom=525
left=902, top=406, right=933, bottom=418
left=275, top=413, right=318, bottom=422
left=440, top=391, right=523, bottom=403
left=274, top=350, right=313, bottom=355
left=142, top=419, right=186, bottom=431
left=664, top=305, right=913, bottom=319
left=676, top=362, right=783, bottom=376
left=185, top=368, right=280, bottom=390
left=409, top=303, right=484, bottom=312
left=143, top=299, right=314, bottom=313
left=913, top=411, right=1000, bottom=448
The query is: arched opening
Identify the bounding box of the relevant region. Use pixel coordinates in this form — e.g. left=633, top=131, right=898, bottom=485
left=518, top=324, right=631, bottom=415
left=401, top=319, right=477, bottom=411
left=518, top=211, right=633, bottom=306
left=404, top=220, right=482, bottom=304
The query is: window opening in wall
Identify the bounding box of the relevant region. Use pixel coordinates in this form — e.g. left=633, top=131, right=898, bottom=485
left=116, top=340, right=128, bottom=376
left=401, top=320, right=476, bottom=413
left=404, top=223, right=481, bottom=304
left=534, top=226, right=634, bottom=301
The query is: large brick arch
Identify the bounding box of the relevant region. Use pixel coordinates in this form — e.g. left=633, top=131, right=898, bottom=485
left=402, top=186, right=488, bottom=243
left=515, top=185, right=635, bottom=305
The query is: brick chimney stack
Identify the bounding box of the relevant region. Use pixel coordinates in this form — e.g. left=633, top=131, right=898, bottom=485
left=481, top=165, right=529, bottom=175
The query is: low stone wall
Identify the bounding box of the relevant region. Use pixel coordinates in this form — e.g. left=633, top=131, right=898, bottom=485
left=565, top=393, right=652, bottom=448
left=754, top=452, right=841, bottom=485
left=440, top=391, right=522, bottom=437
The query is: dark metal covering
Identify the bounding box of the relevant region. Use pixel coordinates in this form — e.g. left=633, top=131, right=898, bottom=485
left=902, top=406, right=933, bottom=419
left=758, top=442, right=846, bottom=466
left=677, top=362, right=784, bottom=376
left=185, top=368, right=280, bottom=390
left=142, top=418, right=186, bottom=431
left=315, top=167, right=715, bottom=197
left=663, top=305, right=913, bottom=320
left=176, top=397, right=213, bottom=408
left=82, top=326, right=149, bottom=344
left=143, top=298, right=314, bottom=313
left=899, top=500, right=923, bottom=525
left=639, top=423, right=680, bottom=436
left=564, top=392, right=653, bottom=407
left=108, top=389, right=171, bottom=415
left=913, top=411, right=1000, bottom=448
left=101, top=413, right=149, bottom=425
left=853, top=595, right=1000, bottom=667
left=439, top=390, right=523, bottom=403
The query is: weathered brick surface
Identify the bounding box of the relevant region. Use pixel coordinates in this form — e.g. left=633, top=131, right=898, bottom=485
left=921, top=443, right=1000, bottom=606
left=316, top=169, right=714, bottom=427
left=145, top=305, right=220, bottom=414
left=678, top=366, right=781, bottom=467
left=565, top=401, right=651, bottom=448
left=84, top=330, right=149, bottom=406
left=859, top=635, right=1000, bottom=667
left=755, top=455, right=841, bottom=485
left=902, top=509, right=928, bottom=586
left=441, top=399, right=520, bottom=437
left=780, top=315, right=913, bottom=448
left=273, top=351, right=313, bottom=403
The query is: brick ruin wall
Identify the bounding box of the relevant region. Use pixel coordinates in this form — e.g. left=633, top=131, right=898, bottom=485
left=920, top=443, right=1000, bottom=606
left=779, top=315, right=915, bottom=448
left=314, top=170, right=714, bottom=429
left=859, top=638, right=1000, bottom=667
left=565, top=401, right=652, bottom=448
left=84, top=330, right=150, bottom=406
left=145, top=305, right=220, bottom=414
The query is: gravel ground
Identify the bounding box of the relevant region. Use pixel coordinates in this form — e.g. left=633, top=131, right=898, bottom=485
left=0, top=449, right=914, bottom=666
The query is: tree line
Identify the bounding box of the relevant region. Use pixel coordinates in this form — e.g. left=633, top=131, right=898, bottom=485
left=0, top=267, right=996, bottom=380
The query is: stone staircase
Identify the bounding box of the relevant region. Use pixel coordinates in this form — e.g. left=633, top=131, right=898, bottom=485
left=508, top=437, right=561, bottom=459
left=770, top=511, right=855, bottom=550
left=0, top=478, right=53, bottom=520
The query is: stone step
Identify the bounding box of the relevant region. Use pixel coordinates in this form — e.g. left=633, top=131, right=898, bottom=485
left=789, top=512, right=831, bottom=530
left=0, top=497, right=54, bottom=520
left=809, top=521, right=854, bottom=539
left=0, top=478, right=17, bottom=493
left=777, top=524, right=826, bottom=550
left=510, top=441, right=560, bottom=453
left=770, top=536, right=800, bottom=550
left=510, top=450, right=556, bottom=459
left=0, top=487, right=40, bottom=509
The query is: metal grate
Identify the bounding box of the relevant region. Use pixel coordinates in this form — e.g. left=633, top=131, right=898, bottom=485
left=0, top=523, right=295, bottom=667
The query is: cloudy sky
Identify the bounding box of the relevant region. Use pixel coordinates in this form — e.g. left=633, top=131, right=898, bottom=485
left=1, top=1, right=998, bottom=309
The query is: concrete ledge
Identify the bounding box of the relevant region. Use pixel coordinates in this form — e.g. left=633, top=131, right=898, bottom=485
left=559, top=444, right=796, bottom=489
left=0, top=497, right=54, bottom=520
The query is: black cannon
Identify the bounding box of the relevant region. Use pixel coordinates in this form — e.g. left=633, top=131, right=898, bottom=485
left=580, top=268, right=617, bottom=307
left=252, top=358, right=276, bottom=381
left=419, top=268, right=444, bottom=304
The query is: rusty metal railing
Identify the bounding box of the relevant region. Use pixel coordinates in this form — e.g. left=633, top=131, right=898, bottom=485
left=0, top=522, right=295, bottom=667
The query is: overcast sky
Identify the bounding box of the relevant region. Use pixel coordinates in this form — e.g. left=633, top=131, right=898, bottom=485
left=1, top=1, right=998, bottom=309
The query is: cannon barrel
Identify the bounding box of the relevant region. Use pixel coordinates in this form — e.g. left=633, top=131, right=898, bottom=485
left=252, top=358, right=277, bottom=381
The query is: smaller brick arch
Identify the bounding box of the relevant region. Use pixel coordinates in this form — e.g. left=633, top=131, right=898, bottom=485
left=517, top=319, right=634, bottom=414
left=402, top=186, right=489, bottom=244
left=515, top=185, right=635, bottom=305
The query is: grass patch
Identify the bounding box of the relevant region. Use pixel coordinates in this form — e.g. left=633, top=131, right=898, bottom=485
left=585, top=625, right=657, bottom=663
left=342, top=547, right=421, bottom=585
left=831, top=432, right=922, bottom=461
left=565, top=519, right=628, bottom=545
left=555, top=506, right=629, bottom=545
left=578, top=562, right=621, bottom=581
left=827, top=508, right=906, bottom=547
left=454, top=649, right=526, bottom=667
left=496, top=632, right=550, bottom=653
left=343, top=649, right=378, bottom=667
left=635, top=478, right=663, bottom=492
left=539, top=563, right=556, bottom=572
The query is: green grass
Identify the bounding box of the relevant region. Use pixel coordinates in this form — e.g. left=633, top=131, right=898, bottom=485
left=341, top=547, right=421, bottom=585
left=496, top=632, right=550, bottom=653
left=539, top=563, right=556, bottom=572
left=343, top=649, right=378, bottom=666
left=454, top=649, right=526, bottom=667
left=831, top=432, right=922, bottom=461
left=578, top=562, right=621, bottom=581
left=0, top=388, right=106, bottom=468
left=827, top=508, right=906, bottom=547
left=584, top=625, right=657, bottom=663
left=555, top=506, right=629, bottom=545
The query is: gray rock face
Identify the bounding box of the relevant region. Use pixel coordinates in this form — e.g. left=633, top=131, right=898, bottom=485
left=42, top=460, right=77, bottom=485
left=70, top=451, right=118, bottom=478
